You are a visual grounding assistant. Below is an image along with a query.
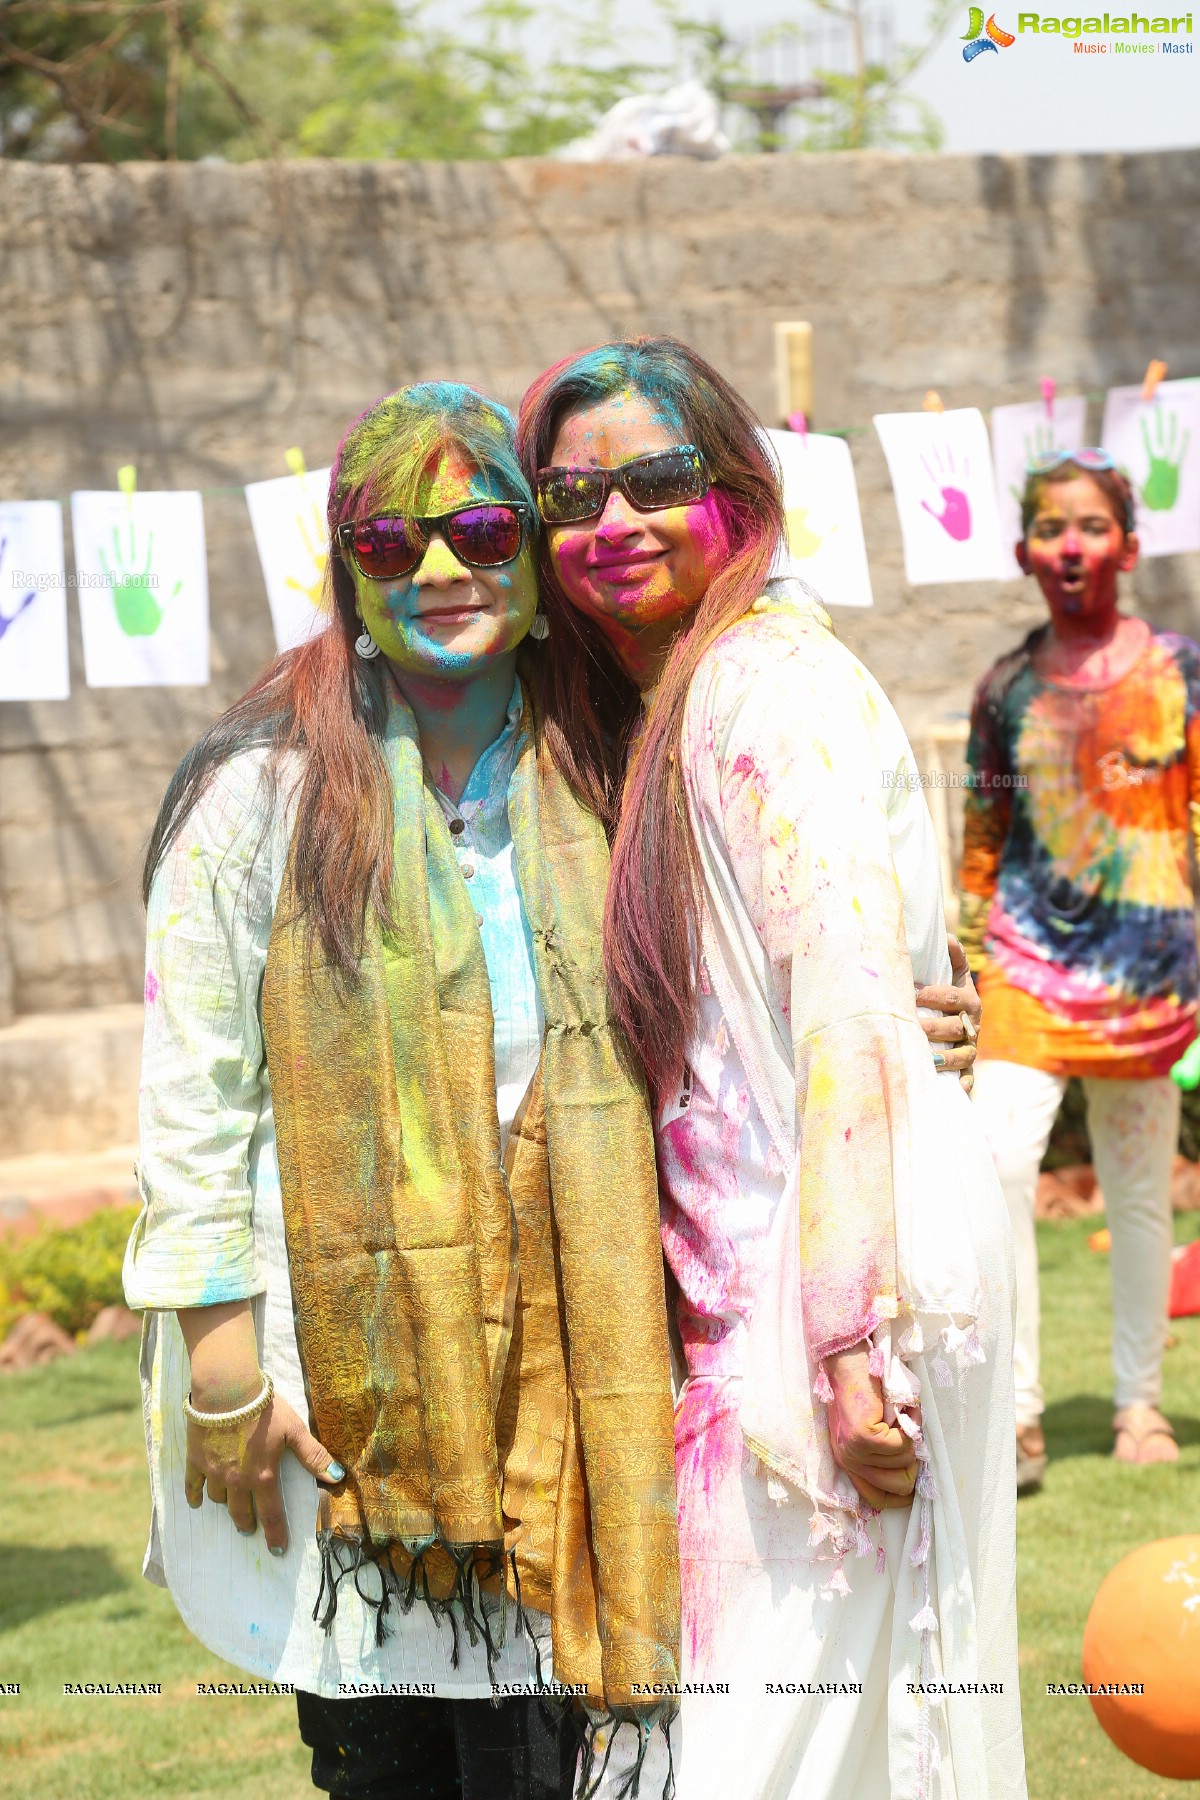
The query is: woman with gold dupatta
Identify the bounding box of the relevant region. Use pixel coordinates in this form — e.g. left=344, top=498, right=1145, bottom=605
left=123, top=384, right=680, bottom=1800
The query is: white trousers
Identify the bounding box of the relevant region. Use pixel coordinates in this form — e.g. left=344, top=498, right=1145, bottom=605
left=971, top=1061, right=1178, bottom=1426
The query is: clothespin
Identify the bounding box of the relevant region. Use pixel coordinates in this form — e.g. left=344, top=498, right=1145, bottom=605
left=284, top=446, right=307, bottom=479
left=787, top=410, right=808, bottom=441
left=922, top=391, right=944, bottom=414
left=1040, top=376, right=1056, bottom=420
left=1142, top=359, right=1168, bottom=404
left=117, top=464, right=137, bottom=508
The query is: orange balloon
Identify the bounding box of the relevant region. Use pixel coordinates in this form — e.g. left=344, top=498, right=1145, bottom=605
left=1081, top=1535, right=1200, bottom=1779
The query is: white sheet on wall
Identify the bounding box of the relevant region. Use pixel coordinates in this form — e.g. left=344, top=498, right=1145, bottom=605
left=244, top=467, right=332, bottom=652
left=873, top=407, right=1005, bottom=585
left=990, top=395, right=1089, bottom=578
left=70, top=489, right=209, bottom=688
left=763, top=428, right=874, bottom=608
left=1100, top=379, right=1200, bottom=558
left=0, top=501, right=70, bottom=702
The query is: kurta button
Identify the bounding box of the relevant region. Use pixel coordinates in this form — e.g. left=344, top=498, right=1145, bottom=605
left=475, top=913, right=484, bottom=928
left=462, top=863, right=475, bottom=879
left=449, top=819, right=465, bottom=835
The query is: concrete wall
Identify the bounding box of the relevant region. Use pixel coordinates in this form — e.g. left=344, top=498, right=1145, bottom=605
left=1, top=149, right=1199, bottom=1033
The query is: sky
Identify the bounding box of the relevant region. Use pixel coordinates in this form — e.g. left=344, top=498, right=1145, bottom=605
left=446, top=1, right=1200, bottom=155
left=903, top=2, right=1200, bottom=153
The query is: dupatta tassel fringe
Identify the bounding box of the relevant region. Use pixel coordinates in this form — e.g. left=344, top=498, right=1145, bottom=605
left=313, top=1531, right=509, bottom=1677
left=576, top=1712, right=676, bottom=1800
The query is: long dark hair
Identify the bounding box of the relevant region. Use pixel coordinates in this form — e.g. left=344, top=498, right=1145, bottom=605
left=516, top=337, right=785, bottom=1098
left=143, top=382, right=534, bottom=975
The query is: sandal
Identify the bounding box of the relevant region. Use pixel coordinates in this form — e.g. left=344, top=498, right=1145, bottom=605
left=1112, top=1404, right=1179, bottom=1465
left=1016, top=1424, right=1047, bottom=1494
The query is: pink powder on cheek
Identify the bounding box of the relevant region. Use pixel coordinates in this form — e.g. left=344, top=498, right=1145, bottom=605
left=681, top=490, right=735, bottom=588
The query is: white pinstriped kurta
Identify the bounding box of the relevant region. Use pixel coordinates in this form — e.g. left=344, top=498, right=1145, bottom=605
left=124, top=681, right=552, bottom=1696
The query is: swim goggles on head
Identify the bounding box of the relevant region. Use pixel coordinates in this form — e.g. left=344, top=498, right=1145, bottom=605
left=337, top=503, right=531, bottom=581
left=1022, top=447, right=1135, bottom=531
left=535, top=445, right=710, bottom=525
left=1024, top=446, right=1117, bottom=475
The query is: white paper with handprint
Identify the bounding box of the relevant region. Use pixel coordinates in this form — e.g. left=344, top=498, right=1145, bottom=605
left=0, top=501, right=70, bottom=702
left=244, top=468, right=333, bottom=652
left=873, top=407, right=1005, bottom=585
left=991, top=396, right=1089, bottom=578
left=1100, top=380, right=1200, bottom=558
left=762, top=429, right=873, bottom=607
left=70, top=490, right=209, bottom=687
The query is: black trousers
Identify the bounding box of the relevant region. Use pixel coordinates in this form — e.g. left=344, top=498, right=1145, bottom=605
left=297, top=1690, right=578, bottom=1800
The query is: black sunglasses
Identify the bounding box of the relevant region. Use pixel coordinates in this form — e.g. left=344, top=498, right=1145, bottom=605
left=535, top=445, right=710, bottom=525
left=337, top=503, right=531, bottom=582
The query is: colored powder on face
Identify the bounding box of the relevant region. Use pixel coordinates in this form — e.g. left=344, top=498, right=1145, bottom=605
left=332, top=383, right=531, bottom=528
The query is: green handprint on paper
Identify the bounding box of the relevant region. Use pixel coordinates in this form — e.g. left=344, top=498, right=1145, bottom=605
left=1008, top=422, right=1065, bottom=506
left=1140, top=409, right=1190, bottom=513
left=96, top=516, right=181, bottom=636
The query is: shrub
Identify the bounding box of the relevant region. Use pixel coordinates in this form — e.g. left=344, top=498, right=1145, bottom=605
left=1044, top=1078, right=1200, bottom=1169
left=0, top=1205, right=140, bottom=1340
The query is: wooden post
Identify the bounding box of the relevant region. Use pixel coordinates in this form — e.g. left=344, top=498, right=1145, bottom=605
left=773, top=321, right=813, bottom=427
left=922, top=720, right=971, bottom=928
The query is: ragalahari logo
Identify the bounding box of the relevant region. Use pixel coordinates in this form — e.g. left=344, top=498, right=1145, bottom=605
left=962, top=8, right=1017, bottom=57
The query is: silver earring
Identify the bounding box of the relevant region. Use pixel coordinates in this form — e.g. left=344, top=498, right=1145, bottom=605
left=354, top=628, right=381, bottom=660
left=529, top=610, right=550, bottom=641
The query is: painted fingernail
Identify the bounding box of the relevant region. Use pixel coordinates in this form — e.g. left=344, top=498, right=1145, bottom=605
left=269, top=1544, right=286, bottom=1558
left=326, top=1461, right=345, bottom=1482
left=933, top=1053, right=947, bottom=1068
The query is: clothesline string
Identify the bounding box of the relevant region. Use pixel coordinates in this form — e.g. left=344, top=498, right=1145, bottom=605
left=18, top=385, right=1161, bottom=502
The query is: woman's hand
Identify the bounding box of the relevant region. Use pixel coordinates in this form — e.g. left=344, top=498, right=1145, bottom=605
left=178, top=1301, right=343, bottom=1554
left=915, top=934, right=981, bottom=1093
left=824, top=1343, right=919, bottom=1511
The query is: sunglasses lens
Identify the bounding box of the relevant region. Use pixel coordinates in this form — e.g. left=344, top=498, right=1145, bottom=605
left=1073, top=447, right=1115, bottom=471
left=623, top=448, right=709, bottom=512
left=348, top=519, right=420, bottom=580
left=537, top=469, right=607, bottom=523
left=446, top=505, right=523, bottom=566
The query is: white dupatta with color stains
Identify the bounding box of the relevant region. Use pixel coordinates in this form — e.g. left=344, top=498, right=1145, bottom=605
left=677, top=586, right=1025, bottom=1798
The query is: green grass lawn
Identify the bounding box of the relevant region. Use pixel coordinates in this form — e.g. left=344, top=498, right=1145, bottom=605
left=1015, top=1214, right=1200, bottom=1800
left=0, top=1217, right=1198, bottom=1798
left=0, top=1342, right=313, bottom=1798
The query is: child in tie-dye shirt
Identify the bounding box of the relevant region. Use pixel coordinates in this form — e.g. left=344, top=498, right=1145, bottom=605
left=961, top=451, right=1199, bottom=1487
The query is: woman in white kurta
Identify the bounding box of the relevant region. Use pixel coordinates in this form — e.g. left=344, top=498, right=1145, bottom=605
left=517, top=338, right=1026, bottom=1799
left=122, top=382, right=684, bottom=1800
left=126, top=688, right=547, bottom=1698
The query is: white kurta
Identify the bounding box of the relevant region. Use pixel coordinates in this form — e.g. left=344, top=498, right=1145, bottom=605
left=124, top=681, right=552, bottom=1698
left=594, top=593, right=1025, bottom=1800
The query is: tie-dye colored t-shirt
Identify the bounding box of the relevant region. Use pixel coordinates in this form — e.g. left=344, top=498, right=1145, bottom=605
left=959, top=624, right=1200, bottom=1078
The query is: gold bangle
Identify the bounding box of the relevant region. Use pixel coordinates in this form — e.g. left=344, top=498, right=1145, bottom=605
left=184, top=1373, right=274, bottom=1429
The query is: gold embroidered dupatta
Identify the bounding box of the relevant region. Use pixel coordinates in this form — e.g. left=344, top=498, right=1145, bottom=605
left=261, top=691, right=680, bottom=1719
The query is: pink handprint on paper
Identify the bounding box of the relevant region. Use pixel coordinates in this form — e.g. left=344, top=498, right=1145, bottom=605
left=920, top=445, right=974, bottom=542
